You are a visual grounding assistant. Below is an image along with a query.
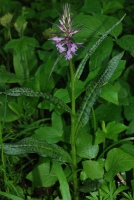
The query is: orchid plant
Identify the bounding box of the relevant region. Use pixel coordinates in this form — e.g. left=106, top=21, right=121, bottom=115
left=47, top=3, right=126, bottom=200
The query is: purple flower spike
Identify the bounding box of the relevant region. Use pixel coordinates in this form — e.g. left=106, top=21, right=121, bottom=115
left=49, top=3, right=82, bottom=60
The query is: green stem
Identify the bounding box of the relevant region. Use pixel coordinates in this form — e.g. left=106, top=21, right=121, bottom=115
left=0, top=93, right=9, bottom=192
left=69, top=59, right=78, bottom=200
left=98, top=137, right=134, bottom=160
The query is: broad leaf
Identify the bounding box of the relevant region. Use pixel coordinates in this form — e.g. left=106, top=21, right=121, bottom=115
left=116, top=35, right=134, bottom=56
left=82, top=160, right=104, bottom=180
left=105, top=121, right=127, bottom=141
left=34, top=126, right=62, bottom=143
left=76, top=132, right=99, bottom=159
left=105, top=148, right=134, bottom=181
left=26, top=161, right=57, bottom=187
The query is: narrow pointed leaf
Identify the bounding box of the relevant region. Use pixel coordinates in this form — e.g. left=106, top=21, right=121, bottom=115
left=76, top=52, right=124, bottom=134
left=48, top=53, right=64, bottom=80
left=0, top=137, right=72, bottom=163
left=75, top=14, right=126, bottom=80
left=3, top=87, right=71, bottom=113
left=53, top=160, right=71, bottom=200
left=0, top=191, right=24, bottom=200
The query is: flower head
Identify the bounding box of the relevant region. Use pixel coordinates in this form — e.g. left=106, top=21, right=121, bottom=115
left=49, top=3, right=82, bottom=60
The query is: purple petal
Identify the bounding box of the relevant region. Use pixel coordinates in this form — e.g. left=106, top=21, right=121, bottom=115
left=57, top=44, right=66, bottom=53
left=49, top=36, right=63, bottom=43
left=70, top=43, right=78, bottom=53
left=65, top=51, right=72, bottom=60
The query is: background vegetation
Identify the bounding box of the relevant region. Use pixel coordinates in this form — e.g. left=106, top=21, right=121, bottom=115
left=0, top=0, right=134, bottom=199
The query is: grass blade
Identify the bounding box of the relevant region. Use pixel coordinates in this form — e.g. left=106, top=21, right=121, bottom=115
left=0, top=191, right=24, bottom=200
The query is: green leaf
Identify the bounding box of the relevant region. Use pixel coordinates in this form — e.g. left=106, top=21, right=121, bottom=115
left=119, top=143, right=134, bottom=157
left=103, top=0, right=123, bottom=14
left=0, top=95, right=19, bottom=122
left=3, top=87, right=71, bottom=113
left=34, top=126, right=62, bottom=143
left=76, top=132, right=99, bottom=159
left=75, top=14, right=125, bottom=80
left=79, top=179, right=103, bottom=193
left=0, top=192, right=24, bottom=200
left=0, top=70, right=22, bottom=83
left=26, top=160, right=57, bottom=187
left=105, top=148, right=134, bottom=181
left=82, top=160, right=104, bottom=180
left=52, top=111, right=63, bottom=134
left=1, top=137, right=72, bottom=163
left=8, top=101, right=23, bottom=116
left=110, top=60, right=126, bottom=81
left=100, top=83, right=119, bottom=105
left=5, top=37, right=39, bottom=53
left=76, top=52, right=124, bottom=133
left=95, top=128, right=106, bottom=145
left=124, top=97, right=134, bottom=121
left=114, top=80, right=130, bottom=106
left=105, top=121, right=128, bottom=141
left=95, top=103, right=122, bottom=122
left=89, top=37, right=113, bottom=71
left=116, top=35, right=134, bottom=56
left=53, top=160, right=71, bottom=200
left=81, top=0, right=101, bottom=14
left=126, top=119, right=134, bottom=135
left=54, top=88, right=71, bottom=103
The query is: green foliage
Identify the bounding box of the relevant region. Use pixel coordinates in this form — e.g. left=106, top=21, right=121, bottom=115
left=0, top=0, right=134, bottom=199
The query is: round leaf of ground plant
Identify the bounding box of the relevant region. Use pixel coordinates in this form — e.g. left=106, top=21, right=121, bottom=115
left=26, top=161, right=57, bottom=187
left=105, top=148, right=134, bottom=181
left=100, top=83, right=119, bottom=105
left=76, top=132, right=99, bottom=159
left=82, top=160, right=104, bottom=180
left=33, top=126, right=62, bottom=143
left=105, top=121, right=128, bottom=141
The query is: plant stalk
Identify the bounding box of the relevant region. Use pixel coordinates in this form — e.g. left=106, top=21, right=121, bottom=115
left=69, top=59, right=78, bottom=200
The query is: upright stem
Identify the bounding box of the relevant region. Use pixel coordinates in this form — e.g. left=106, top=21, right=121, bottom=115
left=69, top=59, right=78, bottom=200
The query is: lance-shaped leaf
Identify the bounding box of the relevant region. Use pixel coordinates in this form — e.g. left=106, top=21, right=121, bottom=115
left=75, top=14, right=126, bottom=80
left=0, top=137, right=72, bottom=163
left=3, top=87, right=71, bottom=113
left=75, top=51, right=124, bottom=135
left=48, top=53, right=63, bottom=80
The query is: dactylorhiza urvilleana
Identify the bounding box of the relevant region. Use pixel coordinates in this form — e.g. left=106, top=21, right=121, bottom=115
left=49, top=3, right=82, bottom=60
